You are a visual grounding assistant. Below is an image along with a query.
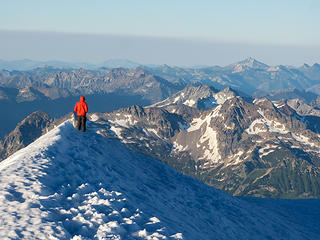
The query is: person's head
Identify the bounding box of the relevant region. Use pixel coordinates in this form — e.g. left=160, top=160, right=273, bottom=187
left=80, top=96, right=85, bottom=102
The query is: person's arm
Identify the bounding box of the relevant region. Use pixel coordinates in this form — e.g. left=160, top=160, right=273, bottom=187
left=74, top=103, right=78, bottom=113
left=84, top=102, right=88, bottom=113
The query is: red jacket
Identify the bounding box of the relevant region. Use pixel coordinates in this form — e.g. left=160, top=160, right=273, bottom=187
left=74, top=96, right=88, bottom=116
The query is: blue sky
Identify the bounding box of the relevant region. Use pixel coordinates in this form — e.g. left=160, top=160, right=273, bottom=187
left=1, top=0, right=320, bottom=66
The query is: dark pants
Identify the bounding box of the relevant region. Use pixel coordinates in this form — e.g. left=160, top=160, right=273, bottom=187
left=76, top=115, right=86, bottom=132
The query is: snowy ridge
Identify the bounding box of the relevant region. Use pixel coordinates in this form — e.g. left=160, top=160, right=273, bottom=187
left=149, top=85, right=219, bottom=110
left=1, top=120, right=320, bottom=239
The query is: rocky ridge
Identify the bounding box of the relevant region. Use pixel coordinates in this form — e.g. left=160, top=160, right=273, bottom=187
left=0, top=111, right=52, bottom=160
left=90, top=86, right=320, bottom=198
left=0, top=67, right=183, bottom=102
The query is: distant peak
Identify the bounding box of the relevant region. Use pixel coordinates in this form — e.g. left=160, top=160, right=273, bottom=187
left=240, top=57, right=268, bottom=67
left=230, top=57, right=269, bottom=71
left=245, top=57, right=256, bottom=62
left=312, top=63, right=320, bottom=69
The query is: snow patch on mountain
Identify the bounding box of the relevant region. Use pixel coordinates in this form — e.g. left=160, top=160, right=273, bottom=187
left=291, top=133, right=320, bottom=153
left=214, top=90, right=235, bottom=105
left=109, top=115, right=137, bottom=128
left=198, top=126, right=220, bottom=163
left=246, top=110, right=288, bottom=135
left=188, top=106, right=222, bottom=132
left=259, top=145, right=281, bottom=158
left=183, top=99, right=196, bottom=107
left=186, top=106, right=222, bottom=163
left=172, top=141, right=188, bottom=152
left=226, top=150, right=245, bottom=167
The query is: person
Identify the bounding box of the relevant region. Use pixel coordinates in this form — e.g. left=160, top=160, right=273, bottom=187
left=74, top=96, right=88, bottom=132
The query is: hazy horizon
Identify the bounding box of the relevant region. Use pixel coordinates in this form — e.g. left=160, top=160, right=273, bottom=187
left=1, top=30, right=320, bottom=68
left=1, top=0, right=320, bottom=67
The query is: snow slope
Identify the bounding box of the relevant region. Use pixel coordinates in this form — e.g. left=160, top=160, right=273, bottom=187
left=0, top=120, right=319, bottom=240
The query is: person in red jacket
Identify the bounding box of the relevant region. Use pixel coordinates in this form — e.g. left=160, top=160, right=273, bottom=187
left=74, top=96, right=88, bottom=132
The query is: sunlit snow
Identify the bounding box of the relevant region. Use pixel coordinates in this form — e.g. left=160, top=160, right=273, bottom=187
left=0, top=120, right=319, bottom=239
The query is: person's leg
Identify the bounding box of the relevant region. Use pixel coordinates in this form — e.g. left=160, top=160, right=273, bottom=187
left=77, top=116, right=81, bottom=130
left=82, top=116, right=86, bottom=132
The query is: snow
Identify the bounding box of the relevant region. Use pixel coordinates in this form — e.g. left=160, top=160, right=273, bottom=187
left=146, top=128, right=160, bottom=138
left=110, top=126, right=123, bottom=137
left=226, top=150, right=244, bottom=167
left=173, top=96, right=181, bottom=104
left=258, top=145, right=280, bottom=158
left=245, top=110, right=288, bottom=135
left=253, top=98, right=268, bottom=105
left=291, top=133, right=320, bottom=153
left=198, top=126, right=220, bottom=163
left=292, top=133, right=316, bottom=147
left=232, top=64, right=244, bottom=73
left=90, top=114, right=100, bottom=122
left=183, top=99, right=196, bottom=107
left=267, top=66, right=280, bottom=72
left=186, top=107, right=222, bottom=163
left=187, top=106, right=221, bottom=132
left=0, top=120, right=319, bottom=239
left=172, top=141, right=188, bottom=152
left=109, top=115, right=137, bottom=128
left=214, top=92, right=234, bottom=105
left=272, top=102, right=286, bottom=109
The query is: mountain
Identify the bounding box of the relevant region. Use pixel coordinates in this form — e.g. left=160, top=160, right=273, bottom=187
left=286, top=98, right=320, bottom=117
left=299, top=63, right=320, bottom=82
left=311, top=95, right=320, bottom=109
left=2, top=58, right=320, bottom=96
left=0, top=67, right=184, bottom=138
left=2, top=84, right=320, bottom=199
left=0, top=59, right=142, bottom=71
left=89, top=86, right=320, bottom=198
left=146, top=58, right=320, bottom=94
left=0, top=120, right=319, bottom=239
left=226, top=57, right=270, bottom=72
left=253, top=88, right=318, bottom=103
left=307, top=83, right=320, bottom=95
left=151, top=84, right=252, bottom=110
left=0, top=111, right=53, bottom=161
left=1, top=57, right=320, bottom=106
left=0, top=59, right=97, bottom=71
left=151, top=84, right=220, bottom=109
left=0, top=67, right=183, bottom=102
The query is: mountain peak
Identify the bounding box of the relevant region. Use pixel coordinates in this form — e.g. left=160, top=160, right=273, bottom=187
left=150, top=84, right=219, bottom=109
left=230, top=57, right=269, bottom=72
left=312, top=63, right=320, bottom=69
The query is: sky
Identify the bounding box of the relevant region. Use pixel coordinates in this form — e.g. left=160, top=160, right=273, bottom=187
left=1, top=0, right=320, bottom=66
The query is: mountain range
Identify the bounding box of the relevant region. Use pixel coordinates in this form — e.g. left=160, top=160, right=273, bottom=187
left=145, top=58, right=320, bottom=95
left=0, top=67, right=183, bottom=137
left=89, top=85, right=320, bottom=198
left=0, top=58, right=142, bottom=71
left=2, top=84, right=320, bottom=199
left=1, top=58, right=320, bottom=199
left=1, top=57, right=320, bottom=101
left=1, top=58, right=319, bottom=138
left=0, top=119, right=319, bottom=239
